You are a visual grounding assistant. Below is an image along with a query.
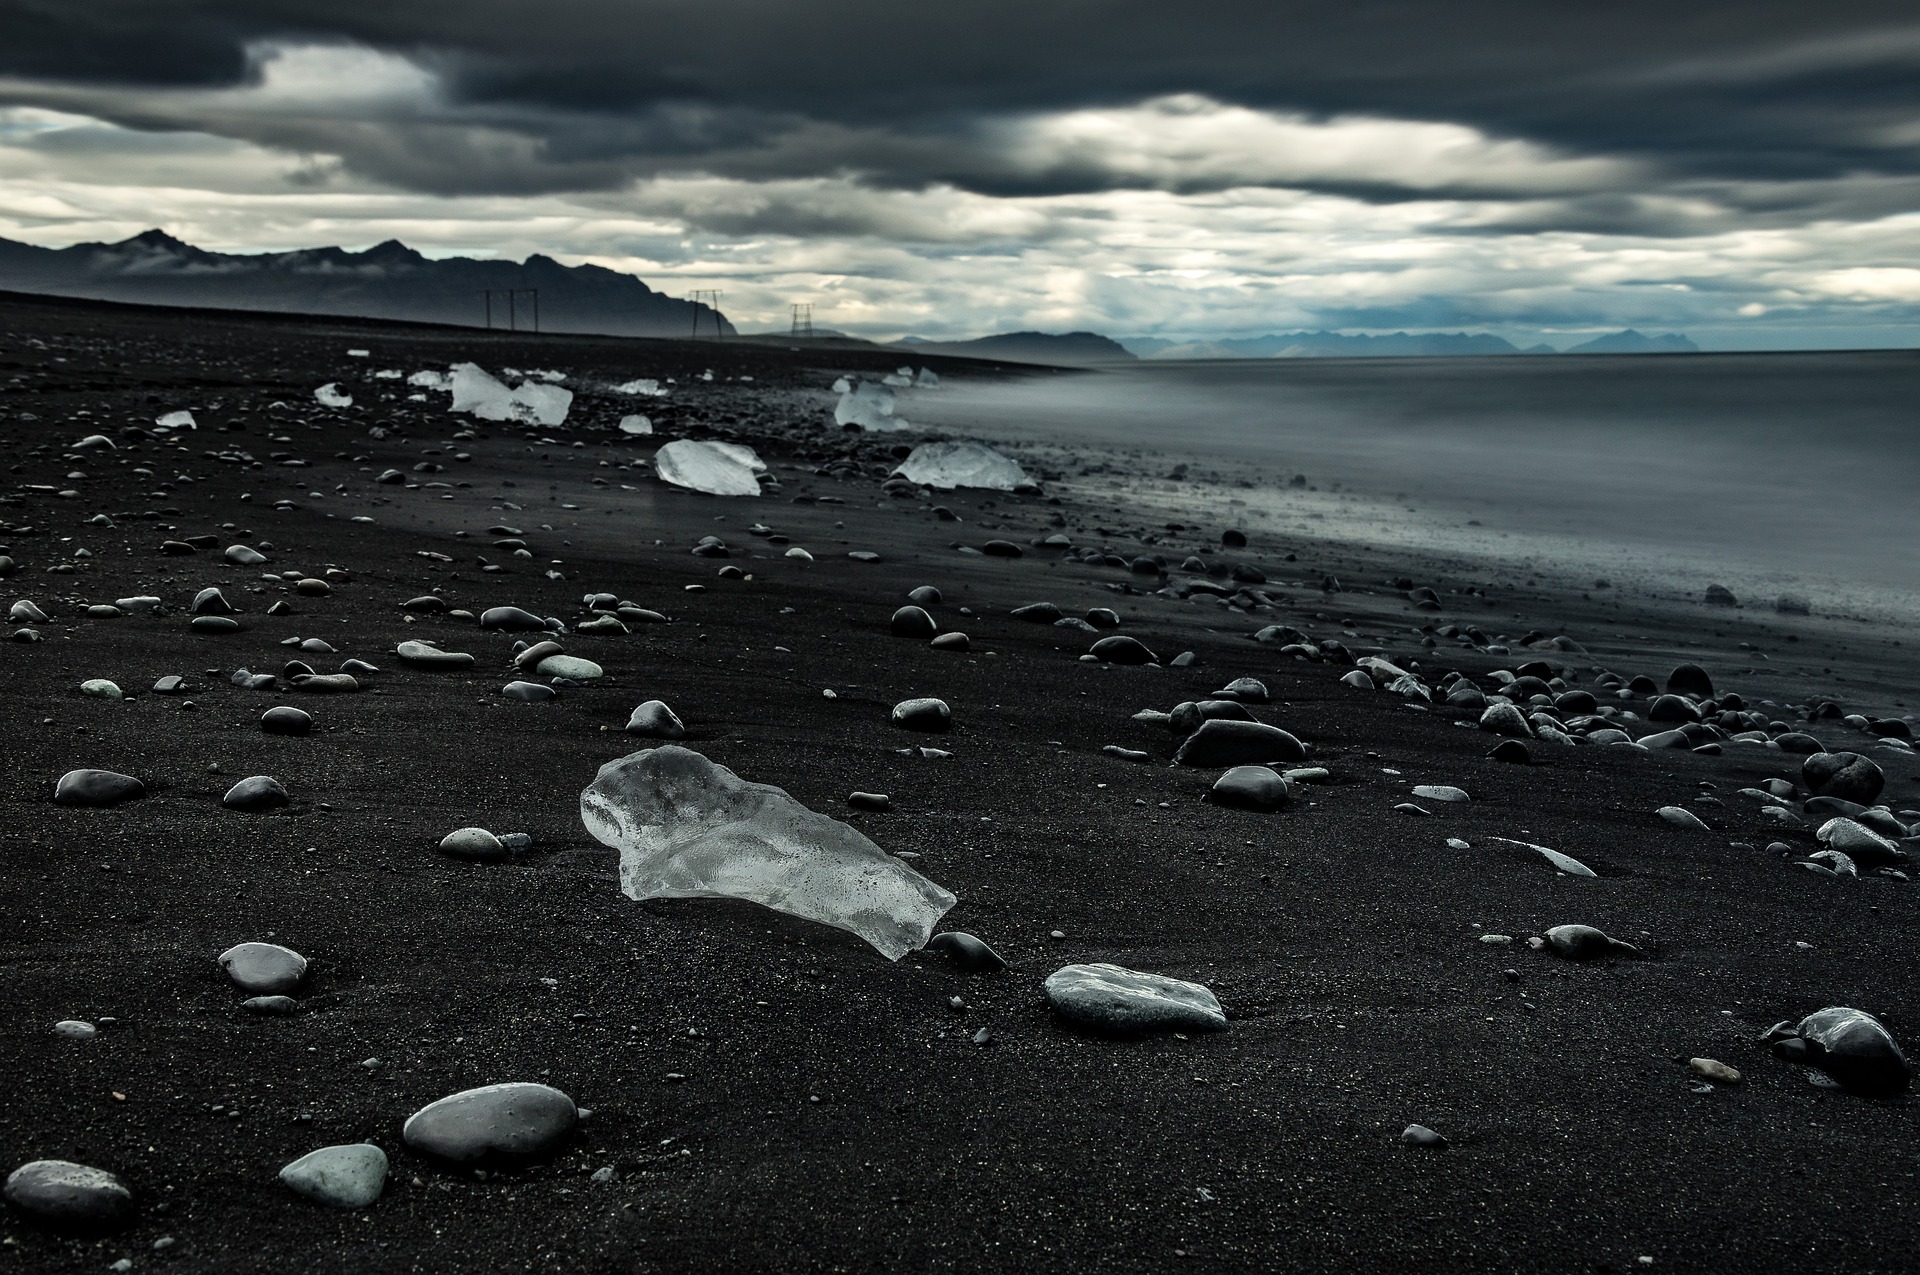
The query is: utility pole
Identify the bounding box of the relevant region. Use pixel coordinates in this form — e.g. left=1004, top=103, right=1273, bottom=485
left=480, top=288, right=540, bottom=332
left=687, top=290, right=724, bottom=340
left=790, top=302, right=814, bottom=339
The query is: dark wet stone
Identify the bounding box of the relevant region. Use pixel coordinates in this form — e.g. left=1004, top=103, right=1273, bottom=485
left=1540, top=924, right=1640, bottom=960
left=1553, top=690, right=1597, bottom=714
left=53, top=769, right=144, bottom=807
left=261, top=706, right=313, bottom=735
left=152, top=675, right=186, bottom=694
left=891, top=698, right=951, bottom=731
left=1168, top=699, right=1254, bottom=734
left=1207, top=766, right=1293, bottom=811
left=1648, top=694, right=1702, bottom=723
left=1478, top=703, right=1533, bottom=738
left=292, top=673, right=358, bottom=694
left=219, top=941, right=307, bottom=994
left=402, top=1083, right=577, bottom=1164
left=1666, top=663, right=1714, bottom=697
left=190, top=587, right=234, bottom=615
left=503, top=680, right=557, bottom=702
left=396, top=641, right=474, bottom=669
left=190, top=615, right=241, bottom=634
left=513, top=640, right=565, bottom=671
left=1086, top=608, right=1121, bottom=630
left=223, top=775, right=290, bottom=811
left=341, top=659, right=380, bottom=677
left=1221, top=529, right=1247, bottom=548
left=1775, top=732, right=1825, bottom=755
left=402, top=595, right=447, bottom=612
left=1214, top=677, right=1270, bottom=704
left=1090, top=635, right=1157, bottom=665
left=983, top=540, right=1022, bottom=558
left=848, top=791, right=892, bottom=812
left=1173, top=720, right=1306, bottom=767
left=1704, top=585, right=1738, bottom=607
left=242, top=995, right=301, bottom=1015
left=1045, top=963, right=1227, bottom=1035
left=1766, top=1007, right=1911, bottom=1096
left=890, top=606, right=937, bottom=638
left=480, top=606, right=549, bottom=632
left=3, top=1160, right=134, bottom=1233
left=1011, top=602, right=1062, bottom=623
left=907, top=586, right=942, bottom=607
left=1169, top=651, right=1198, bottom=667
left=930, top=632, right=970, bottom=652
left=926, top=931, right=1008, bottom=972
left=624, top=700, right=686, bottom=739
left=1487, top=739, right=1531, bottom=764
left=1803, top=752, right=1885, bottom=805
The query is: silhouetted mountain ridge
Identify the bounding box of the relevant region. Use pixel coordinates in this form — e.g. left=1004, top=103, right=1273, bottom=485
left=0, top=230, right=730, bottom=338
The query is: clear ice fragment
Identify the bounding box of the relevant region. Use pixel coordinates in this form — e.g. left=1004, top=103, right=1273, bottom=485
left=891, top=441, right=1027, bottom=491
left=652, top=440, right=762, bottom=496
left=580, top=746, right=956, bottom=959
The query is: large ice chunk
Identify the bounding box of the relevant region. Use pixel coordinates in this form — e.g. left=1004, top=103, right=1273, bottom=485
left=891, top=441, right=1027, bottom=491
left=580, top=746, right=956, bottom=959
left=618, top=414, right=653, bottom=436
left=446, top=363, right=572, bottom=425
left=314, top=383, right=353, bottom=408
left=653, top=440, right=762, bottom=496
left=834, top=381, right=910, bottom=432
left=154, top=410, right=196, bottom=432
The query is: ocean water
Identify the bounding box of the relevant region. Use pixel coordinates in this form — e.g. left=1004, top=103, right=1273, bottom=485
left=909, top=351, right=1920, bottom=616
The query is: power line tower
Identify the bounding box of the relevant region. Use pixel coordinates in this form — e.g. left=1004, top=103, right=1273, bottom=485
left=687, top=290, right=724, bottom=340
left=790, top=302, right=814, bottom=339
left=481, top=288, right=540, bottom=332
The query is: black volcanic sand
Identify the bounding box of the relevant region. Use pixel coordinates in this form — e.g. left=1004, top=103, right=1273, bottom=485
left=3, top=291, right=1920, bottom=1273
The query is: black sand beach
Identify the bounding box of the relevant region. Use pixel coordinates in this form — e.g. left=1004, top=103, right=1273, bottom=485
left=4, top=291, right=1919, bottom=1273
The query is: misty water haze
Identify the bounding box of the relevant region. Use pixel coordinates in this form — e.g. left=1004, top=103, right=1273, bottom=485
left=913, top=351, right=1920, bottom=611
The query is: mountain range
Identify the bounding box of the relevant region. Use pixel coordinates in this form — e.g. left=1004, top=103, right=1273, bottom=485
left=892, top=331, right=1136, bottom=365
left=1119, top=329, right=1699, bottom=359
left=0, top=230, right=731, bottom=339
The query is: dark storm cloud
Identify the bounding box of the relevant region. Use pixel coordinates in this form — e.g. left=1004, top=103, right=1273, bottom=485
left=2, top=0, right=1918, bottom=216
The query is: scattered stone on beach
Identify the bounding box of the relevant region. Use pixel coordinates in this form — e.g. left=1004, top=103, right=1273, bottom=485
left=1658, top=806, right=1710, bottom=830
left=190, top=615, right=241, bottom=634
left=1478, top=703, right=1533, bottom=738
left=225, top=544, right=266, bottom=566
left=1090, top=635, right=1157, bottom=665
left=53, top=769, right=144, bottom=807
left=242, top=995, right=301, bottom=1015
left=1535, top=924, right=1641, bottom=960
left=848, top=792, right=892, bottom=812
left=536, top=654, right=603, bottom=681
left=480, top=606, right=550, bottom=632
left=1775, top=594, right=1812, bottom=615
left=1102, top=745, right=1151, bottom=762
left=293, top=673, right=359, bottom=694
left=1803, top=752, right=1885, bottom=804
left=1487, top=740, right=1531, bottom=764
left=1173, top=720, right=1306, bottom=767
left=402, top=1083, right=579, bottom=1164
left=1412, top=785, right=1469, bottom=803
left=513, top=640, right=564, bottom=670
left=190, top=587, right=234, bottom=615
left=1765, top=1008, right=1911, bottom=1096
left=1815, top=818, right=1905, bottom=867
left=1666, top=663, right=1714, bottom=698
left=280, top=1144, right=388, bottom=1209
left=580, top=746, right=956, bottom=960
left=625, top=700, right=686, bottom=738
left=9, top=599, right=48, bottom=623
left=1044, top=963, right=1228, bottom=1035
left=907, top=586, right=942, bottom=606
left=78, top=678, right=123, bottom=700
left=925, top=931, right=1008, bottom=972
left=930, top=632, right=970, bottom=652
left=222, top=775, right=290, bottom=811
left=1207, top=766, right=1293, bottom=811
left=1689, top=1058, right=1742, bottom=1085
left=1011, top=603, right=1062, bottom=623
left=52, top=1020, right=96, bottom=1039
left=439, top=827, right=508, bottom=861
left=891, top=606, right=938, bottom=638
left=1704, top=584, right=1738, bottom=607
left=3, top=1160, right=135, bottom=1233
left=1775, top=732, right=1826, bottom=755
left=1400, top=1125, right=1448, bottom=1149
left=396, top=641, right=475, bottom=669
left=218, top=941, right=307, bottom=994
left=890, top=698, right=952, bottom=731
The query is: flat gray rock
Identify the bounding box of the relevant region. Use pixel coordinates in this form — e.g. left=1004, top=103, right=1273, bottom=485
left=3, top=1160, right=134, bottom=1232
left=222, top=775, right=290, bottom=811
left=890, top=698, right=952, bottom=731
left=279, top=1144, right=388, bottom=1209
left=439, top=827, right=507, bottom=861
left=503, top=680, right=557, bottom=702
left=1208, top=766, right=1293, bottom=811
left=53, top=769, right=144, bottom=807
left=218, top=941, right=307, bottom=994
left=396, top=641, right=475, bottom=669
left=402, top=1083, right=578, bottom=1164
left=1044, top=963, right=1228, bottom=1035
left=480, top=606, right=550, bottom=632
left=535, top=654, right=603, bottom=681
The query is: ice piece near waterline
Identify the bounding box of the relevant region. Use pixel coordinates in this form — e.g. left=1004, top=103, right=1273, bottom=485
left=154, top=410, right=196, bottom=432
left=707, top=441, right=765, bottom=472
left=915, top=367, right=941, bottom=388
left=652, top=440, right=762, bottom=496
left=613, top=378, right=668, bottom=397
left=834, top=381, right=910, bottom=432
left=882, top=371, right=913, bottom=387
left=408, top=369, right=452, bottom=389
left=314, top=383, right=353, bottom=408
left=580, top=745, right=956, bottom=959
left=831, top=377, right=852, bottom=394
left=446, top=363, right=574, bottom=426
left=618, top=415, right=653, bottom=436
left=891, top=441, right=1027, bottom=492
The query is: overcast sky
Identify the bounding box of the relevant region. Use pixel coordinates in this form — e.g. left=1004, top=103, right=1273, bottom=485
left=1, top=2, right=1917, bottom=345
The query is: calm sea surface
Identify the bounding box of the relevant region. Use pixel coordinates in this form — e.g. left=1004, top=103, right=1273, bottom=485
left=910, top=351, right=1920, bottom=613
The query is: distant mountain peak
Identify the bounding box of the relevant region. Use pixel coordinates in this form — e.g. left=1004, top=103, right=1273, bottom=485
left=122, top=228, right=193, bottom=251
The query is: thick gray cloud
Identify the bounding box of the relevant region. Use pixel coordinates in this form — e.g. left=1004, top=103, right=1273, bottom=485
left=1, top=1, right=1917, bottom=208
